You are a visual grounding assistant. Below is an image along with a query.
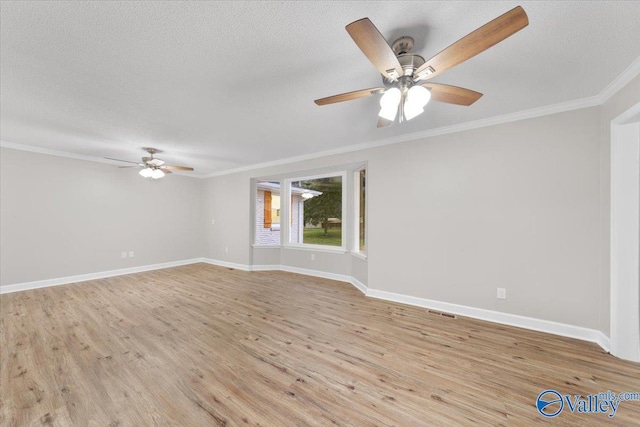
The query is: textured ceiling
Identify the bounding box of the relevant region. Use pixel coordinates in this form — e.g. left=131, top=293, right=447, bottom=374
left=2, top=1, right=640, bottom=175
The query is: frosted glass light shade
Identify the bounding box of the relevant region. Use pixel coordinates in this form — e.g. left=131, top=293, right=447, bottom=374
left=404, top=85, right=431, bottom=120
left=378, top=88, right=401, bottom=121
left=151, top=169, right=165, bottom=179
left=404, top=104, right=424, bottom=121
left=407, top=85, right=431, bottom=106
left=139, top=167, right=153, bottom=178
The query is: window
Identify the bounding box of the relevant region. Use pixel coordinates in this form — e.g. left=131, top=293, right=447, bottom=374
left=287, top=173, right=345, bottom=249
left=354, top=167, right=366, bottom=254
left=255, top=181, right=281, bottom=246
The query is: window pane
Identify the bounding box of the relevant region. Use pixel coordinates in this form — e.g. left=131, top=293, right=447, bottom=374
left=255, top=181, right=281, bottom=246
left=272, top=195, right=281, bottom=224
left=290, top=176, right=342, bottom=247
left=359, top=169, right=366, bottom=252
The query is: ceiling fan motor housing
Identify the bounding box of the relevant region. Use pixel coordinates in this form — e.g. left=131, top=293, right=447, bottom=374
left=391, top=36, right=414, bottom=55
left=142, top=147, right=165, bottom=167
left=382, top=52, right=426, bottom=87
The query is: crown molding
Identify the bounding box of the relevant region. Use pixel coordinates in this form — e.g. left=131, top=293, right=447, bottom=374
left=0, top=141, right=203, bottom=179
left=202, top=94, right=601, bottom=178
left=596, top=55, right=640, bottom=104
left=3, top=55, right=639, bottom=179
left=0, top=140, right=119, bottom=165
left=200, top=55, right=639, bottom=178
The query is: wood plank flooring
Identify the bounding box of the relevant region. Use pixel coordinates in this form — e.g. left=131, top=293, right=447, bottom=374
left=1, top=263, right=639, bottom=426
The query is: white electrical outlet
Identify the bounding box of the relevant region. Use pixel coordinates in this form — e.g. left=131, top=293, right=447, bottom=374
left=211, top=219, right=215, bottom=225
left=121, top=252, right=127, bottom=259
left=497, top=288, right=507, bottom=299
left=225, top=247, right=229, bottom=253
left=129, top=251, right=134, bottom=258
left=311, top=254, right=315, bottom=261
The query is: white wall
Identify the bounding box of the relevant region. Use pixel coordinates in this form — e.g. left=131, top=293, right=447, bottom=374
left=599, top=74, right=640, bottom=335
left=0, top=148, right=204, bottom=287
left=610, top=117, right=640, bottom=361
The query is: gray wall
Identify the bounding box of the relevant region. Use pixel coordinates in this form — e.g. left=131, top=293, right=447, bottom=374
left=3, top=75, right=639, bottom=336
left=0, top=148, right=204, bottom=286
left=368, top=108, right=601, bottom=328
left=202, top=172, right=252, bottom=266
left=202, top=106, right=610, bottom=331
left=202, top=160, right=367, bottom=279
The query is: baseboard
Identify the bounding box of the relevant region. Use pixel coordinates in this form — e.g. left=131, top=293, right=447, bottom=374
left=200, top=258, right=252, bottom=271
left=250, top=264, right=281, bottom=272
left=201, top=258, right=611, bottom=352
left=201, top=259, right=352, bottom=284
left=2, top=257, right=612, bottom=354
left=594, top=331, right=611, bottom=353
left=0, top=258, right=204, bottom=294
left=365, top=288, right=611, bottom=351
left=350, top=277, right=367, bottom=294
left=278, top=265, right=351, bottom=283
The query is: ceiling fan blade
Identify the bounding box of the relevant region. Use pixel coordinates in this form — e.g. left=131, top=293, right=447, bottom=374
left=377, top=116, right=393, bottom=128
left=414, top=6, right=528, bottom=81
left=346, top=18, right=403, bottom=80
left=315, top=87, right=384, bottom=106
left=163, top=169, right=172, bottom=174
left=161, top=165, right=194, bottom=171
left=105, top=157, right=140, bottom=164
left=421, top=83, right=483, bottom=106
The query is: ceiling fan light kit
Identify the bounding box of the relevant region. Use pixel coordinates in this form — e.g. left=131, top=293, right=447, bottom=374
left=314, top=6, right=529, bottom=127
left=403, top=84, right=432, bottom=121
left=139, top=167, right=165, bottom=180
left=139, top=167, right=154, bottom=178
left=151, top=169, right=165, bottom=179
left=106, top=147, right=194, bottom=179
left=379, top=88, right=401, bottom=121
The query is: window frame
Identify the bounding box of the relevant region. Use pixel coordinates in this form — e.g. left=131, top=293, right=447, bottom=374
left=283, top=171, right=347, bottom=253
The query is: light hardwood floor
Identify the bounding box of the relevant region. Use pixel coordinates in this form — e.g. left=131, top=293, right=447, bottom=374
left=1, top=263, right=639, bottom=426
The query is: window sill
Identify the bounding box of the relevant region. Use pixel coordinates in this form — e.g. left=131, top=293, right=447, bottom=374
left=252, top=244, right=280, bottom=249
left=283, top=244, right=346, bottom=254
left=351, top=252, right=367, bottom=260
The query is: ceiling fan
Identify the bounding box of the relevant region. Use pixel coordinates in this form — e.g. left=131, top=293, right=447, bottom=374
left=106, top=147, right=194, bottom=179
left=314, top=6, right=529, bottom=127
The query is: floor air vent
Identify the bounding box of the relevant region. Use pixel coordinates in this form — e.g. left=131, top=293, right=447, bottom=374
left=427, top=309, right=457, bottom=319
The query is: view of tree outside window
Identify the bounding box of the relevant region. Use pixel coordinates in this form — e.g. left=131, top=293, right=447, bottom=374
left=289, top=176, right=343, bottom=247
left=357, top=168, right=366, bottom=253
